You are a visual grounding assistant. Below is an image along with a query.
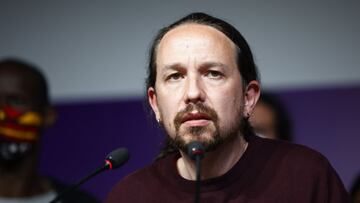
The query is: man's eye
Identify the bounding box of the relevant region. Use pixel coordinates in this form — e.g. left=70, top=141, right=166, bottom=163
left=7, top=97, right=26, bottom=107
left=206, top=70, right=223, bottom=79
left=167, top=73, right=183, bottom=81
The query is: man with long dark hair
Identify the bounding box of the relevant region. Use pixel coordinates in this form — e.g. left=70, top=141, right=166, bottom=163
left=105, top=12, right=349, bottom=202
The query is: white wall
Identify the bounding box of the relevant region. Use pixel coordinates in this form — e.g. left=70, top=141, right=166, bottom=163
left=1, top=0, right=359, bottom=102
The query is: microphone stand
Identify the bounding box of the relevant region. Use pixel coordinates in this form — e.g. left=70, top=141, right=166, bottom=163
left=187, top=141, right=205, bottom=203
left=195, top=154, right=202, bottom=203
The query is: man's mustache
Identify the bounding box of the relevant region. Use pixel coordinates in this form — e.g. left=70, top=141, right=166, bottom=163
left=174, top=103, right=218, bottom=129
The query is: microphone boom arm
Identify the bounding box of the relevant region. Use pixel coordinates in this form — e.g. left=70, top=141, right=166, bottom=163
left=49, top=148, right=129, bottom=203
left=50, top=164, right=109, bottom=203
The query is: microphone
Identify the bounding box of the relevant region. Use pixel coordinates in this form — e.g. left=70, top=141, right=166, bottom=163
left=104, top=148, right=130, bottom=170
left=187, top=141, right=205, bottom=203
left=50, top=148, right=130, bottom=203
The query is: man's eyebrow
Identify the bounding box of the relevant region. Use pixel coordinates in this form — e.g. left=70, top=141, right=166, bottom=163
left=199, top=62, right=228, bottom=69
left=163, top=63, right=184, bottom=71
left=163, top=62, right=228, bottom=70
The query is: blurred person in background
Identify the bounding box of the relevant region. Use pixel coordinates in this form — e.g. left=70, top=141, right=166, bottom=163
left=0, top=58, right=99, bottom=203
left=249, top=92, right=293, bottom=141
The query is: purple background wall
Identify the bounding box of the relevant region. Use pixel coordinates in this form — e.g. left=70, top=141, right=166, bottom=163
left=38, top=86, right=360, bottom=201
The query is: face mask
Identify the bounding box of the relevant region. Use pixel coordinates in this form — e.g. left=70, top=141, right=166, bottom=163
left=0, top=105, right=43, bottom=165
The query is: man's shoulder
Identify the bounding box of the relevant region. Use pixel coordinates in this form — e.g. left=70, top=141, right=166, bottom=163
left=250, top=136, right=344, bottom=187
left=104, top=155, right=174, bottom=203
left=252, top=135, right=331, bottom=170
left=120, top=161, right=161, bottom=186
left=245, top=136, right=350, bottom=202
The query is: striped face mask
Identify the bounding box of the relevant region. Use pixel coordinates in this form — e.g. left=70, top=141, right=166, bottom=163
left=0, top=106, right=43, bottom=163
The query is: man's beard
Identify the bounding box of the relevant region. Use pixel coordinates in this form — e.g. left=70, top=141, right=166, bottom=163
left=162, top=103, right=244, bottom=153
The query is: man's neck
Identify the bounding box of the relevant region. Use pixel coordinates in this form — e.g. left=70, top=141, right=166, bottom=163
left=0, top=156, right=52, bottom=197
left=177, top=134, right=248, bottom=180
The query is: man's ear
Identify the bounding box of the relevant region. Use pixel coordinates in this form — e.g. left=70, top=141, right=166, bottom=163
left=148, top=87, right=161, bottom=121
left=243, top=80, right=261, bottom=117
left=43, top=107, right=57, bottom=128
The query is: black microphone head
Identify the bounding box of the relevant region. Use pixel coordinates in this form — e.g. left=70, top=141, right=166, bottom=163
left=105, top=148, right=130, bottom=170
left=187, top=141, right=205, bottom=160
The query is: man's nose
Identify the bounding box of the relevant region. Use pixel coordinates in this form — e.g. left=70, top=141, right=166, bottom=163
left=184, top=77, right=205, bottom=104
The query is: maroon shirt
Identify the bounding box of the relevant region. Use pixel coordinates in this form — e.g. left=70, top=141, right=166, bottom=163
left=105, top=135, right=350, bottom=202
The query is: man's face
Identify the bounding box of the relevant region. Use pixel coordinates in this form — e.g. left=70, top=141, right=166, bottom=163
left=0, top=68, right=45, bottom=167
left=148, top=24, right=258, bottom=151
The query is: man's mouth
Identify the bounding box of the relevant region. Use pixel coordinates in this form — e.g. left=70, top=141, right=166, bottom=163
left=181, top=113, right=212, bottom=126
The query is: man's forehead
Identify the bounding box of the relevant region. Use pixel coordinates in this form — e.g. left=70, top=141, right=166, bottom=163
left=0, top=68, right=42, bottom=98
left=156, top=23, right=237, bottom=68
left=159, top=23, right=234, bottom=50
left=0, top=68, right=33, bottom=85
